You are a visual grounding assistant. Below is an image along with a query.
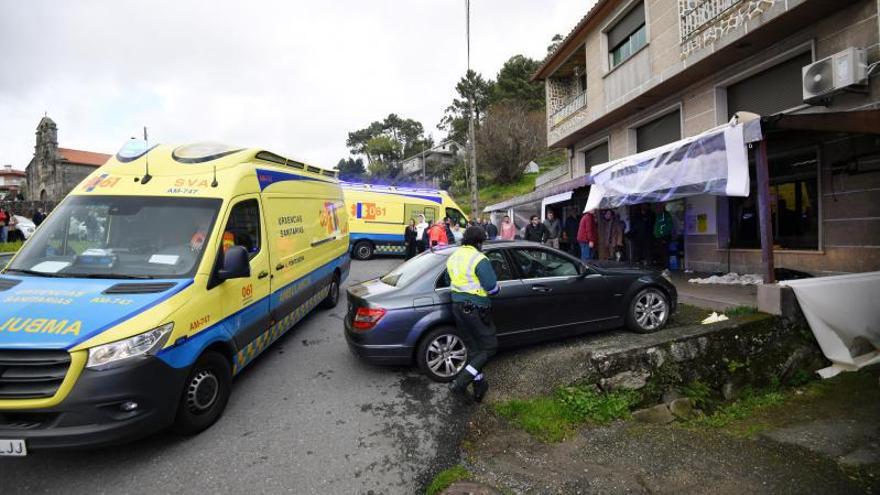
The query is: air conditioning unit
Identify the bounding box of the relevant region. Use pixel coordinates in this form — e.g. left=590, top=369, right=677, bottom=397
left=802, top=47, right=868, bottom=104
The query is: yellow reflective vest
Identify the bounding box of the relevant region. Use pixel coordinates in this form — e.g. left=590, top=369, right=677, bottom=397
left=447, top=245, right=488, bottom=297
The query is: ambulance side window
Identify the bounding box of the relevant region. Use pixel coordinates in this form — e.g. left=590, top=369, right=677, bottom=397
left=224, top=199, right=261, bottom=259
left=404, top=204, right=437, bottom=224
left=446, top=208, right=467, bottom=228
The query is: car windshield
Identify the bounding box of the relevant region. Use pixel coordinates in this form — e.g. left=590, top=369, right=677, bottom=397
left=6, top=195, right=222, bottom=279
left=380, top=250, right=447, bottom=287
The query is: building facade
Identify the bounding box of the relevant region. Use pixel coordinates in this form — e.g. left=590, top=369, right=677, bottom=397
left=25, top=117, right=111, bottom=202
left=509, top=0, right=880, bottom=275
left=0, top=165, right=27, bottom=199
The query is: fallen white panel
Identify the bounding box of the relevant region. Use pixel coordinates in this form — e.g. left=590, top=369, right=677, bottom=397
left=781, top=271, right=880, bottom=372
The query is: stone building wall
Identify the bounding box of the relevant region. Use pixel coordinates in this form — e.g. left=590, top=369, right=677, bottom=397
left=25, top=117, right=100, bottom=202
left=563, top=0, right=880, bottom=275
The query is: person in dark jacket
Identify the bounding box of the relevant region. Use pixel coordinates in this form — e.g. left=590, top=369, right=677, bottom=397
left=482, top=216, right=498, bottom=239
left=524, top=215, right=548, bottom=243
left=443, top=217, right=456, bottom=244
left=404, top=219, right=418, bottom=259
left=563, top=212, right=579, bottom=257
left=32, top=208, right=46, bottom=227
left=631, top=204, right=655, bottom=266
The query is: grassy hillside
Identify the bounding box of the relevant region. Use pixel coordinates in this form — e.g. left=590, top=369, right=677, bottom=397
left=454, top=149, right=567, bottom=216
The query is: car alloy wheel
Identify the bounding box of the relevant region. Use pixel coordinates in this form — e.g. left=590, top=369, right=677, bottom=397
left=425, top=334, right=467, bottom=379
left=633, top=289, right=668, bottom=331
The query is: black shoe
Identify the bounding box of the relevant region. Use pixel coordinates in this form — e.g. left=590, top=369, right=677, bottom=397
left=448, top=381, right=466, bottom=395
left=472, top=379, right=489, bottom=403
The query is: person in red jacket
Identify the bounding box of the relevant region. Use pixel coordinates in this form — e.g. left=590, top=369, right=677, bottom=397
left=577, top=209, right=598, bottom=262
left=427, top=219, right=449, bottom=248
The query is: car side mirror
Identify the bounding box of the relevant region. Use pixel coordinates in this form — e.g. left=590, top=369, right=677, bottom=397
left=578, top=264, right=593, bottom=278
left=216, top=245, right=250, bottom=282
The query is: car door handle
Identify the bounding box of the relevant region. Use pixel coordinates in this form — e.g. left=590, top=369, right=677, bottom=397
left=275, top=263, right=284, bottom=271
left=531, top=285, right=552, bottom=293
left=257, top=271, right=269, bottom=279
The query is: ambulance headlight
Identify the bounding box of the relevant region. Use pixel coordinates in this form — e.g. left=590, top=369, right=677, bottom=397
left=86, top=323, right=174, bottom=369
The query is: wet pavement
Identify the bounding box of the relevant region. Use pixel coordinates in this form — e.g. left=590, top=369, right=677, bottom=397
left=0, top=258, right=470, bottom=494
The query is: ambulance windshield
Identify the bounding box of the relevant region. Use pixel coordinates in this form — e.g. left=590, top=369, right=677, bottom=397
left=6, top=196, right=222, bottom=279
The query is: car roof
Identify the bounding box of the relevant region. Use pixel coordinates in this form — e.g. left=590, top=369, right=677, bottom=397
left=424, top=239, right=557, bottom=257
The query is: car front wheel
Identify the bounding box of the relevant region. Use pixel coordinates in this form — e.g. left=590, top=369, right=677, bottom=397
left=626, top=287, right=669, bottom=334
left=416, top=326, right=469, bottom=382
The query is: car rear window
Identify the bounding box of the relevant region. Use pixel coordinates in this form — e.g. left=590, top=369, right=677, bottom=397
left=380, top=251, right=446, bottom=287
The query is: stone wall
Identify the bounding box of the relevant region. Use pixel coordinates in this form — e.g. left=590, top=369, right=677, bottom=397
left=0, top=200, right=57, bottom=217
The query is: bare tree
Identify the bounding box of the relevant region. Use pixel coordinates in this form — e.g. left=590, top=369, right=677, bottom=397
left=475, top=101, right=547, bottom=184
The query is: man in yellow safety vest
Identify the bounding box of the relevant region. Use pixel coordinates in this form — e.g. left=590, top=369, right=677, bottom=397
left=446, top=226, right=500, bottom=402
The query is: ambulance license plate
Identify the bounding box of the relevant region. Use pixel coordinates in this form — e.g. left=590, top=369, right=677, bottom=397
left=0, top=439, right=27, bottom=456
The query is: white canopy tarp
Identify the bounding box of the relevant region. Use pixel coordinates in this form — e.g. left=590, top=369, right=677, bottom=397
left=781, top=271, right=880, bottom=377
left=584, top=122, right=757, bottom=212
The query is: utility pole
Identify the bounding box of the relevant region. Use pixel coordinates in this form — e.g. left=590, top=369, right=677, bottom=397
left=466, top=0, right=479, bottom=220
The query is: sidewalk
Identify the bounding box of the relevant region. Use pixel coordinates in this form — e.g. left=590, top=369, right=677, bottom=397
left=669, top=271, right=758, bottom=311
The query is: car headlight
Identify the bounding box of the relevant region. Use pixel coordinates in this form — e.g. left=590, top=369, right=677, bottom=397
left=86, top=323, right=174, bottom=369
left=660, top=269, right=673, bottom=283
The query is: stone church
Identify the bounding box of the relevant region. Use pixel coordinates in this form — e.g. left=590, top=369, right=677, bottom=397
left=25, top=116, right=111, bottom=202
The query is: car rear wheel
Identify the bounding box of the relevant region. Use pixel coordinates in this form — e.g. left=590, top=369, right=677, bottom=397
left=416, top=326, right=469, bottom=382
left=352, top=240, right=374, bottom=260
left=172, top=351, right=232, bottom=435
left=626, top=287, right=669, bottom=334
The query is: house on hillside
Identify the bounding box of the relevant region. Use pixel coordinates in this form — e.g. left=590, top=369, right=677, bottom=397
left=25, top=116, right=111, bottom=202
left=400, top=140, right=463, bottom=187
left=486, top=0, right=880, bottom=276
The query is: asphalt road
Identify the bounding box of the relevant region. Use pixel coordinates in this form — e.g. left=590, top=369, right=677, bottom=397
left=0, top=258, right=471, bottom=494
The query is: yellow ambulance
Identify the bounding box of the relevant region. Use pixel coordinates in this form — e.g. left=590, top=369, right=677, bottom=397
left=0, top=141, right=349, bottom=452
left=342, top=183, right=468, bottom=259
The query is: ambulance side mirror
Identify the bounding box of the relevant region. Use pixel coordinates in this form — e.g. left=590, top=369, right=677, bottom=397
left=217, top=246, right=250, bottom=282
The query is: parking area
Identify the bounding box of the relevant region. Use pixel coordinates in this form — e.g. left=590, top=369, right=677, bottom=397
left=0, top=258, right=469, bottom=495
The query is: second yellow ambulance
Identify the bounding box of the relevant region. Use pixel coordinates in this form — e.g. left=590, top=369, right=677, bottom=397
left=342, top=183, right=468, bottom=259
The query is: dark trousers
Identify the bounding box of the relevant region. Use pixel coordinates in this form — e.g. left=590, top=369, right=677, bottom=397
left=405, top=242, right=416, bottom=260
left=451, top=302, right=498, bottom=387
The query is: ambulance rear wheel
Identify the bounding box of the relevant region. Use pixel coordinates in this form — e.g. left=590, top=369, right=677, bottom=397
left=172, top=351, right=232, bottom=435
left=353, top=240, right=374, bottom=260
left=320, top=273, right=340, bottom=309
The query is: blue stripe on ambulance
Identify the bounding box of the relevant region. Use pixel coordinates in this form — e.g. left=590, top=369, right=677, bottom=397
left=155, top=253, right=349, bottom=373
left=0, top=278, right=193, bottom=350
left=349, top=233, right=405, bottom=243
left=255, top=168, right=333, bottom=191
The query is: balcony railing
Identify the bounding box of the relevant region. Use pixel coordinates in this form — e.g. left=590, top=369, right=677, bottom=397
left=679, top=0, right=744, bottom=42
left=548, top=90, right=587, bottom=128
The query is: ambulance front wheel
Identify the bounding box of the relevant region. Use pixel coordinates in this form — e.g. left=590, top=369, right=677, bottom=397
left=353, top=240, right=374, bottom=260
left=172, top=351, right=232, bottom=435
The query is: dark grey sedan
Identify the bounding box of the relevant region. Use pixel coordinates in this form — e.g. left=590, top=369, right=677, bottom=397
left=344, top=240, right=677, bottom=381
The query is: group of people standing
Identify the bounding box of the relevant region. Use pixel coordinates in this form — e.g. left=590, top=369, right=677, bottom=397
left=404, top=215, right=462, bottom=259
left=563, top=203, right=675, bottom=267
left=0, top=207, right=45, bottom=243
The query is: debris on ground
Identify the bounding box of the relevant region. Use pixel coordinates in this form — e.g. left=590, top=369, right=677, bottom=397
left=689, top=272, right=764, bottom=285
left=701, top=312, right=730, bottom=324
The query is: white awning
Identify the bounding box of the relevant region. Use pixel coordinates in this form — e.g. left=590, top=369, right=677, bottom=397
left=584, top=120, right=760, bottom=212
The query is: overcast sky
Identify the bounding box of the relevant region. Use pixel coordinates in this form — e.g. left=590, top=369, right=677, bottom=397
left=0, top=0, right=594, bottom=170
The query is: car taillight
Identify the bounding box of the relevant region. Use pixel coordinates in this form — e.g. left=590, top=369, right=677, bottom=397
left=352, top=307, right=386, bottom=331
